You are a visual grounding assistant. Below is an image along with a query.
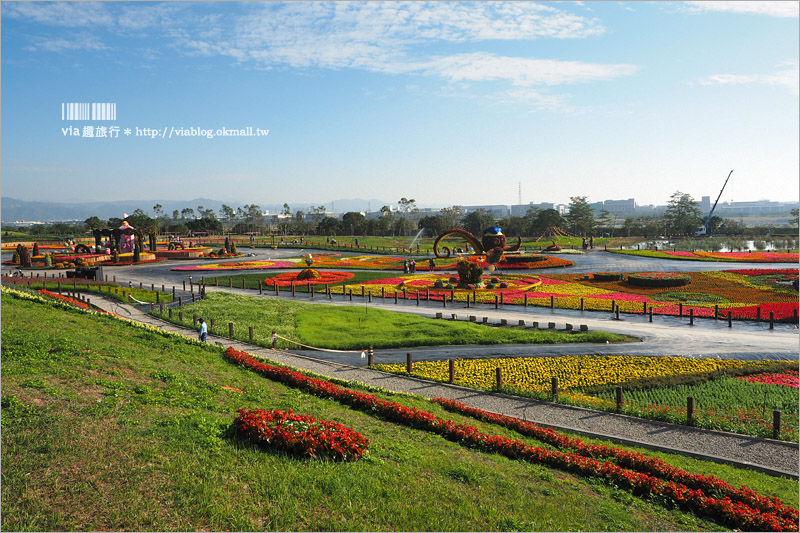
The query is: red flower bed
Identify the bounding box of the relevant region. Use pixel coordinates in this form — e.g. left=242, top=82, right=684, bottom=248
left=737, top=370, right=799, bottom=388
left=223, top=346, right=797, bottom=531
left=263, top=271, right=355, bottom=286
left=725, top=269, right=798, bottom=276
left=431, top=398, right=798, bottom=524
left=37, top=289, right=91, bottom=310
left=235, top=407, right=369, bottom=461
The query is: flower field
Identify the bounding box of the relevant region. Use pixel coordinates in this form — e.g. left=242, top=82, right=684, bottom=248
left=608, top=249, right=799, bottom=263
left=224, top=346, right=799, bottom=531
left=373, top=355, right=799, bottom=441
left=262, top=271, right=355, bottom=286
left=737, top=370, right=799, bottom=388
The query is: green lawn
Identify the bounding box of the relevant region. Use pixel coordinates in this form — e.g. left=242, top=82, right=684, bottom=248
left=153, top=291, right=635, bottom=350
left=3, top=290, right=797, bottom=531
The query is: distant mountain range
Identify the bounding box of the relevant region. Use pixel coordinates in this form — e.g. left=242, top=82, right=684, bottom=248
left=0, top=197, right=395, bottom=223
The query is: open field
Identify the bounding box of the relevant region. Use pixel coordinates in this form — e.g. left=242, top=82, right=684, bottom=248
left=2, top=288, right=798, bottom=531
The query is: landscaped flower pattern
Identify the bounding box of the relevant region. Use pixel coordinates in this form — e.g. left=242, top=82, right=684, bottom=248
left=235, top=407, right=369, bottom=461
left=223, top=345, right=798, bottom=532
left=608, top=250, right=798, bottom=263
left=373, top=355, right=780, bottom=393
left=263, top=271, right=355, bottom=286
left=173, top=260, right=300, bottom=271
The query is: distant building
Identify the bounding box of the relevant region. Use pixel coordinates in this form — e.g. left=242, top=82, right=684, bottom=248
left=462, top=204, right=511, bottom=218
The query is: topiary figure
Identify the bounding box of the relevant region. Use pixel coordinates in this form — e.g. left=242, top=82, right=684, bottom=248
left=44, top=253, right=52, bottom=267
left=230, top=242, right=238, bottom=255
left=12, top=251, right=20, bottom=264
left=19, top=246, right=32, bottom=268
left=457, top=259, right=483, bottom=286
left=32, top=243, right=40, bottom=257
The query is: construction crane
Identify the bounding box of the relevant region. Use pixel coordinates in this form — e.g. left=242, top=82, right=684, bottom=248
left=695, top=170, right=733, bottom=237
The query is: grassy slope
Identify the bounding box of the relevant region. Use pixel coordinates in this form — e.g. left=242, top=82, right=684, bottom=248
left=3, top=293, right=797, bottom=531
left=154, top=292, right=633, bottom=350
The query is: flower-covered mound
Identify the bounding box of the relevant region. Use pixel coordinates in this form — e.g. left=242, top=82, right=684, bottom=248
left=223, top=346, right=797, bottom=532
left=235, top=407, right=369, bottom=461
left=609, top=249, right=799, bottom=263
left=263, top=271, right=355, bottom=286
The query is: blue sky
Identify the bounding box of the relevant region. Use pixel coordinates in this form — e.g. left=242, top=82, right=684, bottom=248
left=2, top=1, right=798, bottom=209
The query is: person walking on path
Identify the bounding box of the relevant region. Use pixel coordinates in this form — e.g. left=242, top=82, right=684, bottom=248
left=409, top=258, right=416, bottom=273
left=198, top=318, right=208, bottom=342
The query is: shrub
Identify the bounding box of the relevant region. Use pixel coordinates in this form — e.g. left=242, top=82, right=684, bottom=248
left=627, top=272, right=690, bottom=287
left=433, top=280, right=444, bottom=289
left=230, top=242, right=238, bottom=255
left=594, top=272, right=623, bottom=281
left=457, top=259, right=483, bottom=285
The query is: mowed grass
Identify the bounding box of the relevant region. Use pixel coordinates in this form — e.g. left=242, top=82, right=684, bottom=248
left=3, top=292, right=798, bottom=531
left=153, top=291, right=634, bottom=350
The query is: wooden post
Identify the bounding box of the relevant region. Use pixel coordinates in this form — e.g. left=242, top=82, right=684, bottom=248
left=443, top=295, right=447, bottom=308
left=757, top=306, right=761, bottom=321
left=416, top=292, right=420, bottom=305
left=494, top=294, right=498, bottom=309
left=291, top=282, right=295, bottom=297
left=394, top=292, right=398, bottom=304
left=611, top=299, right=615, bottom=312
left=310, top=285, right=314, bottom=299
left=381, top=287, right=385, bottom=299
left=349, top=289, right=353, bottom=301
left=271, top=331, right=277, bottom=349
left=368, top=291, right=372, bottom=303
left=215, top=278, right=218, bottom=287
left=178, top=311, right=183, bottom=322
left=643, top=301, right=647, bottom=314
left=689, top=308, right=694, bottom=325
left=156, top=291, right=160, bottom=304
left=449, top=359, right=455, bottom=384
left=615, top=387, right=623, bottom=411
left=773, top=410, right=782, bottom=439
left=551, top=376, right=558, bottom=401
left=406, top=352, right=413, bottom=373
left=183, top=280, right=186, bottom=291
left=178, top=296, right=182, bottom=306
left=228, top=322, right=234, bottom=338
left=496, top=367, right=503, bottom=390
left=499, top=293, right=504, bottom=305
left=229, top=277, right=233, bottom=288
left=770, top=311, right=774, bottom=330
left=210, top=318, right=215, bottom=329
left=615, top=306, right=620, bottom=320
left=192, top=293, right=196, bottom=303
left=169, top=308, right=172, bottom=319
left=249, top=326, right=253, bottom=340
left=259, top=281, right=263, bottom=294
left=687, top=396, right=694, bottom=425
left=242, top=278, right=246, bottom=290
left=728, top=311, right=732, bottom=328
left=361, top=286, right=365, bottom=298
left=524, top=293, right=528, bottom=307
left=367, top=347, right=374, bottom=366
left=193, top=314, right=197, bottom=326
left=649, top=307, right=653, bottom=322
left=714, top=304, right=719, bottom=319
left=679, top=302, right=682, bottom=316
left=151, top=283, right=154, bottom=291
left=426, top=288, right=430, bottom=301
left=580, top=297, right=584, bottom=311
left=550, top=296, right=554, bottom=309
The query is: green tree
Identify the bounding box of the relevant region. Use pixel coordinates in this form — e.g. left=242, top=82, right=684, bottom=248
left=789, top=208, right=799, bottom=228
left=595, top=209, right=612, bottom=236
left=219, top=204, right=237, bottom=222
left=398, top=197, right=418, bottom=214
left=84, top=216, right=104, bottom=230
left=318, top=216, right=341, bottom=236
left=527, top=208, right=564, bottom=236
left=282, top=203, right=292, bottom=216
left=461, top=209, right=494, bottom=236
left=180, top=208, right=195, bottom=220
left=439, top=206, right=462, bottom=229
left=341, top=212, right=366, bottom=235
left=418, top=215, right=446, bottom=237
left=565, top=196, right=595, bottom=236
left=665, top=192, right=702, bottom=236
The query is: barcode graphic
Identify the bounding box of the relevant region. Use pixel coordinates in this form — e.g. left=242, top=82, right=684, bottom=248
left=61, top=102, right=116, bottom=120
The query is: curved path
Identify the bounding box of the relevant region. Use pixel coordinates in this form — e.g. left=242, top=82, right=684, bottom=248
left=84, top=295, right=800, bottom=478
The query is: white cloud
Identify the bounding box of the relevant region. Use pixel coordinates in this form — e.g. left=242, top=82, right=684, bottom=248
left=420, top=52, right=638, bottom=86
left=683, top=1, right=799, bottom=18
left=699, top=62, right=799, bottom=95
left=27, top=35, right=109, bottom=53
left=2, top=2, right=114, bottom=27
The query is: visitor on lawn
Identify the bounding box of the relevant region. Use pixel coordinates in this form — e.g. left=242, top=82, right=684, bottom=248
left=198, top=318, right=208, bottom=342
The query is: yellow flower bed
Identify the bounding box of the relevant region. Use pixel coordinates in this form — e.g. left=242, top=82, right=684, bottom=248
left=374, top=355, right=778, bottom=393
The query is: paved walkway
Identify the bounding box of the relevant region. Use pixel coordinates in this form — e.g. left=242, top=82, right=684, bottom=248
left=91, top=295, right=799, bottom=479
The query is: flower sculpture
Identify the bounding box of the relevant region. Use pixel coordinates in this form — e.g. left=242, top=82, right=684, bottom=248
left=433, top=226, right=521, bottom=264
